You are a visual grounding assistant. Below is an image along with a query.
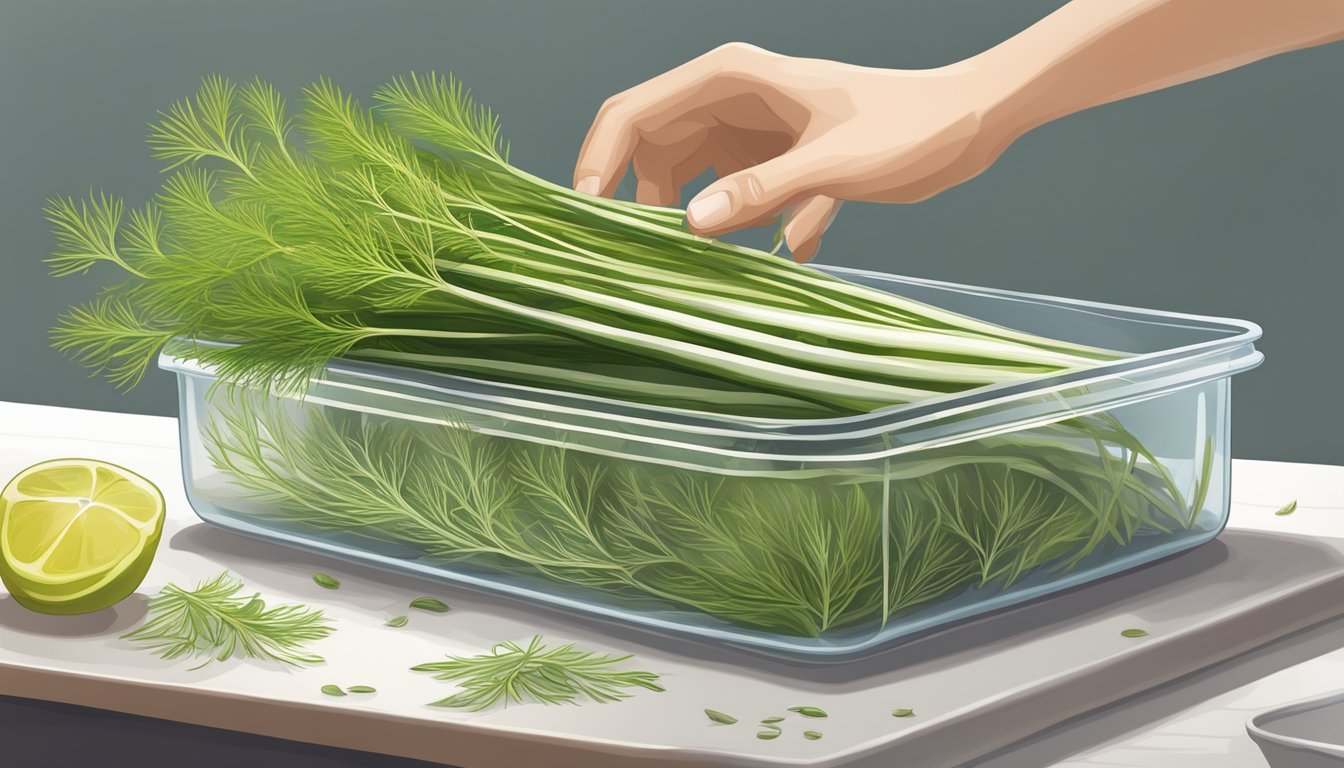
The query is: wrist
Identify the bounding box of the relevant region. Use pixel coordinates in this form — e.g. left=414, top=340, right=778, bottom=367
left=894, top=55, right=1037, bottom=175
left=952, top=47, right=1048, bottom=155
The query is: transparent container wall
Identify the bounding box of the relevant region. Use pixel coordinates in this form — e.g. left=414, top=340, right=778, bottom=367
left=174, top=371, right=1231, bottom=659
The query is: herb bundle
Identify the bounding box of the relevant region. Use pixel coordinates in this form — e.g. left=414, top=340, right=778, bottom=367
left=47, top=73, right=1114, bottom=417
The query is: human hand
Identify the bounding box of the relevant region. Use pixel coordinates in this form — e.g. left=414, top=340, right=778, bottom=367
left=573, top=43, right=1016, bottom=262
left=575, top=0, right=1344, bottom=263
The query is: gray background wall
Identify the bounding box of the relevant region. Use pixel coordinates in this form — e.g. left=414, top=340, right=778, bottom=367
left=2, top=0, right=1341, bottom=465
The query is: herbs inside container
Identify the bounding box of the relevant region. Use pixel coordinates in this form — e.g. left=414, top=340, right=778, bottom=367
left=123, top=571, right=334, bottom=668
left=199, top=391, right=1208, bottom=640
left=412, top=635, right=663, bottom=710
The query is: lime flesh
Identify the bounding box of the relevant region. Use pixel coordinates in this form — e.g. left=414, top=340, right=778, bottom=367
left=0, top=458, right=165, bottom=615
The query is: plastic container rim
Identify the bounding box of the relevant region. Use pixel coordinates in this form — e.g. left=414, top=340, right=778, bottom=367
left=157, top=265, right=1263, bottom=444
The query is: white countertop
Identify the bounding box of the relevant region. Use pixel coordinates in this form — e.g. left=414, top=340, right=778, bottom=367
left=0, top=400, right=1341, bottom=768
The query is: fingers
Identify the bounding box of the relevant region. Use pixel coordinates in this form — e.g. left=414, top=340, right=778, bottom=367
left=631, top=122, right=710, bottom=206
left=630, top=122, right=793, bottom=208
left=574, top=43, right=772, bottom=196
left=684, top=142, right=832, bottom=236
left=782, top=196, right=841, bottom=263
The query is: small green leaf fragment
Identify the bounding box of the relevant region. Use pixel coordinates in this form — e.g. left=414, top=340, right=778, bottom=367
left=346, top=685, right=376, bottom=693
left=804, top=730, right=823, bottom=740
left=769, top=216, right=787, bottom=256
left=1275, top=500, right=1298, bottom=517
left=788, top=706, right=827, bottom=718
left=760, top=716, right=785, bottom=724
left=891, top=708, right=915, bottom=718
left=756, top=730, right=781, bottom=740
left=321, top=684, right=346, bottom=697
left=385, top=615, right=409, bottom=627
left=705, top=708, right=737, bottom=725
left=409, top=597, right=450, bottom=613
left=1121, top=628, right=1149, bottom=638
left=312, top=572, right=340, bottom=590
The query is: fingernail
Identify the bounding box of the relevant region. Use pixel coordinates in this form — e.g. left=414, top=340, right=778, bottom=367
left=686, top=190, right=731, bottom=229
left=576, top=176, right=601, bottom=196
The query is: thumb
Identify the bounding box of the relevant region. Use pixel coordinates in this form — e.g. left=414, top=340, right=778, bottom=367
left=684, top=146, right=829, bottom=236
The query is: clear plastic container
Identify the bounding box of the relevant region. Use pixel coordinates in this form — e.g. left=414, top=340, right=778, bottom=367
left=161, top=266, right=1262, bottom=659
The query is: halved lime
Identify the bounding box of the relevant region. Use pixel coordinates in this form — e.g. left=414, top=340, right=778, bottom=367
left=0, top=458, right=165, bottom=615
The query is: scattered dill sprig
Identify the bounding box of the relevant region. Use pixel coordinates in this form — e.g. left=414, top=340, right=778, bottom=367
left=123, top=571, right=334, bottom=668
left=411, top=635, right=664, bottom=710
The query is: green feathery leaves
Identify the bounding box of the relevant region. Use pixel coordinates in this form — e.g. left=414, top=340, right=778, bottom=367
left=412, top=636, right=664, bottom=710
left=238, top=77, right=295, bottom=156
left=47, top=72, right=1118, bottom=417
left=373, top=72, right=507, bottom=162
left=149, top=74, right=254, bottom=174
left=51, top=290, right=175, bottom=390
left=45, top=192, right=143, bottom=278
left=123, top=571, right=334, bottom=668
